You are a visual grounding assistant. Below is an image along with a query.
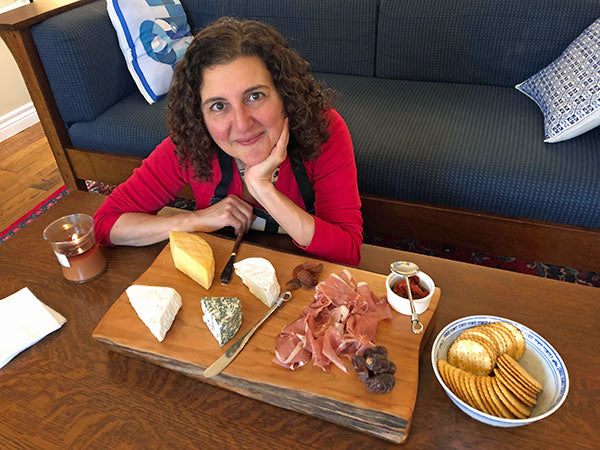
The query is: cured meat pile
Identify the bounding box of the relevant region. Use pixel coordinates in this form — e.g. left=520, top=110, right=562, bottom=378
left=273, top=269, right=392, bottom=372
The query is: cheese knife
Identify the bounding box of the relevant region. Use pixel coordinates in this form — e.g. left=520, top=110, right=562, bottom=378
left=203, top=291, right=292, bottom=378
left=219, top=230, right=245, bottom=285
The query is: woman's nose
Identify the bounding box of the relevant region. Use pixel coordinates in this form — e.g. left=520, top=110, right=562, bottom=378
left=232, top=106, right=254, bottom=131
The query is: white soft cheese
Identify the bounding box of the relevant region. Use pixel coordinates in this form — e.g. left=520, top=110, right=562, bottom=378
left=126, top=285, right=182, bottom=342
left=233, top=257, right=280, bottom=307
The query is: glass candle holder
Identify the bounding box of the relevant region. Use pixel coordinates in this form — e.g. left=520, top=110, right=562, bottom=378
left=43, top=213, right=107, bottom=283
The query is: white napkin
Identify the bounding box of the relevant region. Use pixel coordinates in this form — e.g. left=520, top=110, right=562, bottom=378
left=0, top=287, right=67, bottom=369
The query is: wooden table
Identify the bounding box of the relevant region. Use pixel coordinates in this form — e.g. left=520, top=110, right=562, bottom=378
left=1, top=191, right=598, bottom=448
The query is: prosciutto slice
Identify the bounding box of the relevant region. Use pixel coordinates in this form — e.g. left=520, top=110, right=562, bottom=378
left=273, top=269, right=392, bottom=372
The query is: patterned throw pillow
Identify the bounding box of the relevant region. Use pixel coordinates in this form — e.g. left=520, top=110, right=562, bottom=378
left=107, top=0, right=193, bottom=104
left=516, top=18, right=600, bottom=143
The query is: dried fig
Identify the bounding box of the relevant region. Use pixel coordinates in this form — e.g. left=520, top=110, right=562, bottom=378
left=285, top=278, right=302, bottom=291
left=297, top=269, right=318, bottom=288
left=292, top=263, right=306, bottom=278
left=292, top=261, right=323, bottom=277
left=302, top=261, right=323, bottom=274
left=365, top=373, right=396, bottom=394
left=385, top=361, right=396, bottom=375
left=352, top=355, right=370, bottom=382
left=364, top=354, right=391, bottom=374
left=363, top=345, right=388, bottom=359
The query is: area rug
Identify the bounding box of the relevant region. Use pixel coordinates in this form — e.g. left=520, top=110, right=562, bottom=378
left=0, top=185, right=69, bottom=244
left=3, top=181, right=598, bottom=287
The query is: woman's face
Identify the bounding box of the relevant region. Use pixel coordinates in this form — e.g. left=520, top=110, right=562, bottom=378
left=200, top=55, right=286, bottom=166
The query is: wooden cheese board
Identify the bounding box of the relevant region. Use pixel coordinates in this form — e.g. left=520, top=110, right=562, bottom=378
left=92, top=233, right=440, bottom=444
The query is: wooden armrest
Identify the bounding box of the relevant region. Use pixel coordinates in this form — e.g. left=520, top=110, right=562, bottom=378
left=0, top=0, right=94, bottom=30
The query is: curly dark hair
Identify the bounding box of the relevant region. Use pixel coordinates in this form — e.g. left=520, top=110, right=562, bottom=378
left=166, top=17, right=336, bottom=181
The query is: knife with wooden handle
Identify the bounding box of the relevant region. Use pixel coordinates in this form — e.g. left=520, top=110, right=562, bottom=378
left=219, top=231, right=245, bottom=285
left=203, top=291, right=292, bottom=378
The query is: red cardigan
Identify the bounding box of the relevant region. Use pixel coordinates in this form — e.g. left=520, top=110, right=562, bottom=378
left=93, top=109, right=363, bottom=265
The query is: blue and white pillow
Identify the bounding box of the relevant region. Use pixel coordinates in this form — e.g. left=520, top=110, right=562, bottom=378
left=107, top=0, right=193, bottom=104
left=516, top=18, right=600, bottom=143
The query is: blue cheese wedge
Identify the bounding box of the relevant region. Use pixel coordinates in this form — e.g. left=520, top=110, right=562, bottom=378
left=126, top=285, right=182, bottom=342
left=233, top=257, right=280, bottom=307
left=201, top=297, right=243, bottom=346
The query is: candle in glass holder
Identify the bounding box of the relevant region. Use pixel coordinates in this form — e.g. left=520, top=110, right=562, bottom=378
left=43, top=213, right=107, bottom=283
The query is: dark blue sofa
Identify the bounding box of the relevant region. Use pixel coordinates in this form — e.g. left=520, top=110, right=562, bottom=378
left=1, top=0, right=599, bottom=271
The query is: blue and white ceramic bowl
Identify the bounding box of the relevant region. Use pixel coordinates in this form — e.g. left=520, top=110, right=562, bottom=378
left=431, top=315, right=569, bottom=427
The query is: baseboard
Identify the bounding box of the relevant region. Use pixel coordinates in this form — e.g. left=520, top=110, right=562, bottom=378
left=0, top=102, right=40, bottom=143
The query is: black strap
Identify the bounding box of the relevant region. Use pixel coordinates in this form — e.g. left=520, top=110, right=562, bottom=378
left=209, top=149, right=315, bottom=232
left=210, top=150, right=233, bottom=205
left=288, top=148, right=315, bottom=213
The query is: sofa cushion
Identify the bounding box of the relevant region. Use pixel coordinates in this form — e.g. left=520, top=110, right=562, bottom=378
left=31, top=1, right=136, bottom=124
left=376, top=0, right=600, bottom=87
left=68, top=92, right=168, bottom=157
left=516, top=18, right=600, bottom=143
left=314, top=73, right=600, bottom=229
left=107, top=0, right=194, bottom=104
left=180, top=0, right=378, bottom=77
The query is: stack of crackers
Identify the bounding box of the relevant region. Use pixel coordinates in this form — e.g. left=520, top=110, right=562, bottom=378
left=437, top=322, right=543, bottom=419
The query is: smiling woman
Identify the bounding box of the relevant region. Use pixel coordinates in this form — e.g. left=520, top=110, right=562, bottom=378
left=92, top=17, right=363, bottom=265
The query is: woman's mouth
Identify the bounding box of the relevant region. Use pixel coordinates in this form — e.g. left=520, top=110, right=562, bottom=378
left=235, top=132, right=264, bottom=146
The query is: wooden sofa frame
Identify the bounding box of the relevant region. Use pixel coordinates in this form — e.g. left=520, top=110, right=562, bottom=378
left=2, top=0, right=599, bottom=273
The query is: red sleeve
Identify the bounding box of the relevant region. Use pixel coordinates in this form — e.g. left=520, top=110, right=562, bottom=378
left=298, top=109, right=363, bottom=265
left=93, top=137, right=187, bottom=246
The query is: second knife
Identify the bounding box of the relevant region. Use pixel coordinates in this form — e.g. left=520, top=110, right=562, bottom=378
left=219, top=231, right=245, bottom=284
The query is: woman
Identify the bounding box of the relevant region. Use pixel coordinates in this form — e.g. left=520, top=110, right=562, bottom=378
left=93, top=17, right=363, bottom=265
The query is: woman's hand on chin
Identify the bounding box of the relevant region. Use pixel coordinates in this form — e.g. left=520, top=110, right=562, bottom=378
left=245, top=118, right=289, bottom=197
left=190, top=195, right=254, bottom=235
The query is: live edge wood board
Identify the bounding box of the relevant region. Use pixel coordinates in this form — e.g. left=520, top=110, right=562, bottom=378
left=92, top=233, right=441, bottom=444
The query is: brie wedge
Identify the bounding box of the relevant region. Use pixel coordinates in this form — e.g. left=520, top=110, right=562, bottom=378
left=233, top=257, right=280, bottom=307
left=126, top=285, right=182, bottom=342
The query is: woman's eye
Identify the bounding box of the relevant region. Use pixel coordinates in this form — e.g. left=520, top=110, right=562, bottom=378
left=248, top=92, right=264, bottom=102
left=210, top=102, right=226, bottom=111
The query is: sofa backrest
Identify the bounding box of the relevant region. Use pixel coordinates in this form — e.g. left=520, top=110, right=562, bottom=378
left=376, top=0, right=600, bottom=87
left=31, top=1, right=137, bottom=125
left=30, top=0, right=600, bottom=126
left=31, top=0, right=378, bottom=126
left=181, top=0, right=379, bottom=77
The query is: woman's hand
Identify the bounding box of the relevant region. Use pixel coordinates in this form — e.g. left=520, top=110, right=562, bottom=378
left=108, top=195, right=253, bottom=246
left=245, top=118, right=289, bottom=197
left=240, top=118, right=316, bottom=247
left=189, top=194, right=254, bottom=235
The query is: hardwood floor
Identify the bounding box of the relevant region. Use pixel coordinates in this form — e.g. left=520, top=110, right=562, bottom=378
left=0, top=123, right=63, bottom=231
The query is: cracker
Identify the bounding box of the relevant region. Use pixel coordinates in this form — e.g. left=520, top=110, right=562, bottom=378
left=491, top=377, right=528, bottom=419
left=496, top=322, right=526, bottom=360
left=484, top=376, right=513, bottom=419
left=448, top=364, right=469, bottom=404
left=489, top=323, right=518, bottom=359
left=465, top=371, right=486, bottom=413
left=438, top=359, right=457, bottom=395
left=496, top=360, right=539, bottom=397
left=458, top=370, right=478, bottom=408
left=494, top=367, right=537, bottom=407
left=481, top=323, right=509, bottom=355
left=448, top=337, right=494, bottom=376
left=460, top=328, right=500, bottom=360
left=476, top=376, right=501, bottom=417
left=498, top=354, right=543, bottom=393
left=495, top=376, right=531, bottom=418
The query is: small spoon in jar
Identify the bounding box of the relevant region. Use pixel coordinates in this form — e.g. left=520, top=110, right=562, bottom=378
left=390, top=261, right=424, bottom=334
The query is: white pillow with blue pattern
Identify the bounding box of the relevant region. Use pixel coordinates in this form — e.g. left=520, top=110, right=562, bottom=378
left=107, top=0, right=193, bottom=104
left=516, top=18, right=600, bottom=143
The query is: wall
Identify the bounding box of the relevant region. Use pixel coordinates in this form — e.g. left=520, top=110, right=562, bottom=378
left=0, top=39, right=31, bottom=117
left=0, top=0, right=39, bottom=141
